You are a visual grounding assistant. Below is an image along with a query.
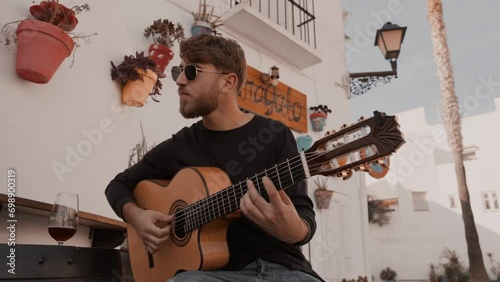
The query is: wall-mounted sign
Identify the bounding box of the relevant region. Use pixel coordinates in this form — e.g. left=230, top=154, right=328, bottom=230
left=238, top=66, right=308, bottom=133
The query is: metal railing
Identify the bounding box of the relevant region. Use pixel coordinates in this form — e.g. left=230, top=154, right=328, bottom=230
left=229, top=0, right=317, bottom=49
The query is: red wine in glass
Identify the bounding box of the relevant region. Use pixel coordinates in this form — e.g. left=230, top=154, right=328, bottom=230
left=48, top=193, right=79, bottom=245
left=48, top=227, right=77, bottom=242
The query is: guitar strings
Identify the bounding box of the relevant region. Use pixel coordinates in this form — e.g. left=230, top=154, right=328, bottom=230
left=175, top=150, right=333, bottom=234
left=174, top=150, right=335, bottom=234
left=175, top=150, right=333, bottom=233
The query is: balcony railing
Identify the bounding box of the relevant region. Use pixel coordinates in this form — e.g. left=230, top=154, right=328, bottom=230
left=229, top=0, right=317, bottom=49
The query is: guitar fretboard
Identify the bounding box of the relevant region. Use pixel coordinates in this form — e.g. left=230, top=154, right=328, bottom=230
left=175, top=155, right=308, bottom=234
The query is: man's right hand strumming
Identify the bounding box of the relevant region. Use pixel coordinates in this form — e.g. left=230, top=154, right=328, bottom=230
left=123, top=202, right=173, bottom=254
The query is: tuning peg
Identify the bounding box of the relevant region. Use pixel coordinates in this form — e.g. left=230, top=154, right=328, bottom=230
left=373, top=159, right=388, bottom=168
left=342, top=169, right=353, bottom=180
left=336, top=169, right=353, bottom=180
left=357, top=116, right=364, bottom=122
left=355, top=164, right=372, bottom=173
left=341, top=124, right=347, bottom=129
left=325, top=129, right=337, bottom=136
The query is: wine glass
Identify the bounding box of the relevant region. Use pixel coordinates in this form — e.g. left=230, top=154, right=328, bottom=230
left=48, top=193, right=79, bottom=246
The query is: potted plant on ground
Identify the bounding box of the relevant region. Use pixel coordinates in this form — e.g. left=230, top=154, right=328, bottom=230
left=380, top=267, right=397, bottom=282
left=110, top=51, right=163, bottom=107
left=488, top=253, right=500, bottom=282
left=440, top=248, right=468, bottom=282
left=309, top=104, right=332, bottom=131
left=313, top=176, right=334, bottom=209
left=144, top=18, right=185, bottom=78
left=429, top=263, right=440, bottom=282
left=1, top=0, right=95, bottom=83
left=191, top=0, right=223, bottom=36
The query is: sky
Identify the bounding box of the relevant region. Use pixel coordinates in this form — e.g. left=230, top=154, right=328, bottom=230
left=342, top=0, right=500, bottom=125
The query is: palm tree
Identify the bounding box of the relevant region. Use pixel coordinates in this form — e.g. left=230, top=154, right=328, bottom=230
left=427, top=1, right=490, bottom=281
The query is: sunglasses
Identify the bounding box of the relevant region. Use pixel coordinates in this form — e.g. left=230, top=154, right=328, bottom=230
left=171, top=65, right=229, bottom=81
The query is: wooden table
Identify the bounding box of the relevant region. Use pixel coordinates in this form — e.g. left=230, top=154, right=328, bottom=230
left=0, top=194, right=127, bottom=248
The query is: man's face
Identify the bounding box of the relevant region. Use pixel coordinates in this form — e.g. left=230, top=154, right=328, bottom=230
left=174, top=61, right=225, bottom=118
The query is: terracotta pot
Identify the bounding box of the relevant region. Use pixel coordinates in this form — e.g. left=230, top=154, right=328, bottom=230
left=191, top=21, right=213, bottom=36
left=148, top=44, right=174, bottom=78
left=310, top=112, right=328, bottom=131
left=314, top=189, right=334, bottom=209
left=15, top=20, right=74, bottom=84
left=121, top=69, right=158, bottom=107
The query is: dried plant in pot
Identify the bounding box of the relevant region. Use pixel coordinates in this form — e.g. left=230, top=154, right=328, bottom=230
left=488, top=253, right=500, bottom=281
left=144, top=19, right=185, bottom=78
left=110, top=51, right=163, bottom=107
left=313, top=176, right=334, bottom=209
left=428, top=263, right=440, bottom=282
left=380, top=267, right=397, bottom=282
left=1, top=0, right=96, bottom=83
left=192, top=0, right=223, bottom=36
left=309, top=104, right=332, bottom=131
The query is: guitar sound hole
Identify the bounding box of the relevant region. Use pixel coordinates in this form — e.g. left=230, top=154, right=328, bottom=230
left=170, top=200, right=191, bottom=246
left=173, top=215, right=187, bottom=239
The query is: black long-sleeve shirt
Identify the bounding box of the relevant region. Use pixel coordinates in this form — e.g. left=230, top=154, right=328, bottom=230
left=105, top=115, right=322, bottom=280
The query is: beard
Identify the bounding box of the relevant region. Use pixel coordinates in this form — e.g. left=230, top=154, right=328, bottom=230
left=179, top=83, right=219, bottom=119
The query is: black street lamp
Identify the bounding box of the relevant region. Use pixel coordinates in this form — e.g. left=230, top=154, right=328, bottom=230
left=349, top=22, right=407, bottom=96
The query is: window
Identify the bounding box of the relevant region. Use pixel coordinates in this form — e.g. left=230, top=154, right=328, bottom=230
left=482, top=191, right=499, bottom=211
left=463, top=145, right=479, bottom=160
left=449, top=194, right=458, bottom=208
left=412, top=192, right=429, bottom=211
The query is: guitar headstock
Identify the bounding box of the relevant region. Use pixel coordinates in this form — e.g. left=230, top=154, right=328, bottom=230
left=305, top=111, right=405, bottom=180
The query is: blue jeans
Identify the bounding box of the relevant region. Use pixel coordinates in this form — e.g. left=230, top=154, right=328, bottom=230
left=168, top=259, right=321, bottom=282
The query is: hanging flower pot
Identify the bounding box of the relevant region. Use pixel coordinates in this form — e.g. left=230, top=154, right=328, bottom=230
left=368, top=156, right=390, bottom=179
left=148, top=44, right=174, bottom=78
left=15, top=20, right=74, bottom=84
left=313, top=176, right=333, bottom=209
left=296, top=135, right=313, bottom=152
left=191, top=21, right=213, bottom=36
left=192, top=0, right=223, bottom=36
left=144, top=19, right=185, bottom=78
left=2, top=2, right=94, bottom=84
left=314, top=188, right=334, bottom=209
left=309, top=104, right=332, bottom=132
left=111, top=52, right=163, bottom=107
left=121, top=68, right=159, bottom=107
left=310, top=112, right=328, bottom=132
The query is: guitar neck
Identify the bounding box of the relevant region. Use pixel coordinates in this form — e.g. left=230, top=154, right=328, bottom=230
left=176, top=111, right=405, bottom=234
left=178, top=153, right=309, bottom=232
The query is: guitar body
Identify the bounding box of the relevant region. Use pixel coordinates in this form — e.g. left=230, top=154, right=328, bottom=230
left=127, top=167, right=235, bottom=282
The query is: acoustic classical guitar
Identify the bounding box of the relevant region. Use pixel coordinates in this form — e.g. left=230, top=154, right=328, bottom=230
left=127, top=111, right=405, bottom=282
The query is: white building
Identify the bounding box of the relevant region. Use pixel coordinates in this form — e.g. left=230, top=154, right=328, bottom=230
left=366, top=98, right=500, bottom=281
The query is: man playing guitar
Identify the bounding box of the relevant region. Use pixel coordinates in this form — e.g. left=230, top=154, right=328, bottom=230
left=105, top=34, right=323, bottom=282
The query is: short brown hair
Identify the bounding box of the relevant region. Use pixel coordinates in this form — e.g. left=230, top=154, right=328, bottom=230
left=179, top=34, right=247, bottom=92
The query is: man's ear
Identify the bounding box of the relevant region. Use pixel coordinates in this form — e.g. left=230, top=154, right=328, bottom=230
left=220, top=73, right=238, bottom=94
